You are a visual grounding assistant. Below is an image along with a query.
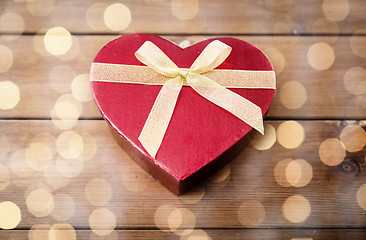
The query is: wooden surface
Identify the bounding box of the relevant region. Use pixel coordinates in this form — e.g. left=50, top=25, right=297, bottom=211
left=2, top=0, right=366, bottom=34
left=2, top=35, right=366, bottom=119
left=1, top=0, right=366, bottom=239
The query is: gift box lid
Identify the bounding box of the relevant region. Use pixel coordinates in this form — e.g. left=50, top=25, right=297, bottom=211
left=90, top=34, right=275, bottom=182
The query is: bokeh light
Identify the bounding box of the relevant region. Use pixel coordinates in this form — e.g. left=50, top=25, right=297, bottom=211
left=350, top=29, right=366, bottom=58
left=357, top=184, right=366, bottom=210
left=340, top=125, right=366, bottom=152
left=72, top=73, right=93, bottom=102
left=44, top=27, right=72, bottom=56
left=180, top=229, right=211, bottom=240
left=90, top=231, right=118, bottom=240
left=262, top=48, right=286, bottom=74
left=275, top=159, right=313, bottom=188
left=33, top=29, right=52, bottom=57
left=282, top=195, right=311, bottom=223
left=209, top=164, right=231, bottom=183
left=250, top=124, right=276, bottom=150
left=26, top=188, right=54, bottom=217
left=48, top=224, right=76, bottom=240
left=0, top=201, right=21, bottom=229
left=350, top=0, right=366, bottom=19
left=80, top=132, right=98, bottom=161
left=274, top=159, right=293, bottom=187
left=265, top=0, right=293, bottom=11
left=85, top=178, right=112, bottom=206
left=89, top=208, right=116, bottom=236
left=307, top=42, right=335, bottom=71
left=54, top=94, right=82, bottom=120
left=319, top=138, right=346, bottom=166
left=238, top=200, right=265, bottom=227
left=154, top=205, right=177, bottom=232
left=312, top=18, right=339, bottom=43
left=25, top=132, right=56, bottom=171
left=179, top=187, right=205, bottom=204
left=154, top=206, right=198, bottom=235
left=86, top=3, right=108, bottom=31
left=25, top=142, right=53, bottom=171
left=0, top=12, right=25, bottom=40
left=0, top=45, right=13, bottom=73
left=56, top=155, right=84, bottom=178
left=56, top=36, right=80, bottom=61
left=56, top=131, right=84, bottom=159
left=280, top=81, right=307, bottom=109
left=104, top=3, right=131, bottom=31
left=285, top=159, right=313, bottom=187
left=343, top=67, right=366, bottom=95
left=322, top=0, right=350, bottom=22
left=28, top=224, right=52, bottom=240
left=0, top=81, right=20, bottom=110
left=44, top=162, right=71, bottom=190
left=9, top=149, right=34, bottom=179
left=51, top=111, right=78, bottom=130
left=50, top=194, right=75, bottom=221
left=277, top=121, right=305, bottom=149
left=171, top=0, right=199, bottom=20
left=169, top=208, right=196, bottom=236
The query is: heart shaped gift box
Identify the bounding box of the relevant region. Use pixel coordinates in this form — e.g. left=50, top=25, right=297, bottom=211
left=90, top=34, right=275, bottom=195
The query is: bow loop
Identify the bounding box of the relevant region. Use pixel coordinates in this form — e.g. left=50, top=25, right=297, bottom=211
left=135, top=41, right=180, bottom=78
left=190, top=40, right=232, bottom=74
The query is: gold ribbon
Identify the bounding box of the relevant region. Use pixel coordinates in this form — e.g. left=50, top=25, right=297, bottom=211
left=90, top=63, right=276, bottom=88
left=90, top=40, right=276, bottom=159
left=135, top=40, right=268, bottom=158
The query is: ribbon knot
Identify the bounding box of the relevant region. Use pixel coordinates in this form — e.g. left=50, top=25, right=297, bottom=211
left=179, top=69, right=189, bottom=79
left=135, top=40, right=266, bottom=158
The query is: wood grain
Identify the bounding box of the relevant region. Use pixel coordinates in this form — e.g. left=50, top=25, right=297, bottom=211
left=0, top=120, right=365, bottom=229
left=1, top=0, right=366, bottom=34
left=1, top=229, right=366, bottom=240
left=0, top=35, right=365, bottom=119
left=1, top=0, right=366, bottom=238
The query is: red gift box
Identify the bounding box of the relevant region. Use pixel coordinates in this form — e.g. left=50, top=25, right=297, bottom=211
left=90, top=34, right=275, bottom=195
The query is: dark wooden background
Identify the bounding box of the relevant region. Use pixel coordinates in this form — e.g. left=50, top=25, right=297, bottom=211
left=0, top=0, right=366, bottom=239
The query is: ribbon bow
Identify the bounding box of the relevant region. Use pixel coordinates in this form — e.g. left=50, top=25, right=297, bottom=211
left=135, top=40, right=264, bottom=158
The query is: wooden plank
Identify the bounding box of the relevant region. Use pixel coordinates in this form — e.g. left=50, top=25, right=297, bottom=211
left=0, top=35, right=365, bottom=119
left=1, top=0, right=366, bottom=34
left=0, top=120, right=365, bottom=229
left=1, top=229, right=366, bottom=240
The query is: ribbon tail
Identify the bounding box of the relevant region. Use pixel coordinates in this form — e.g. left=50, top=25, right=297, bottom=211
left=187, top=73, right=264, bottom=134
left=138, top=76, right=183, bottom=158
